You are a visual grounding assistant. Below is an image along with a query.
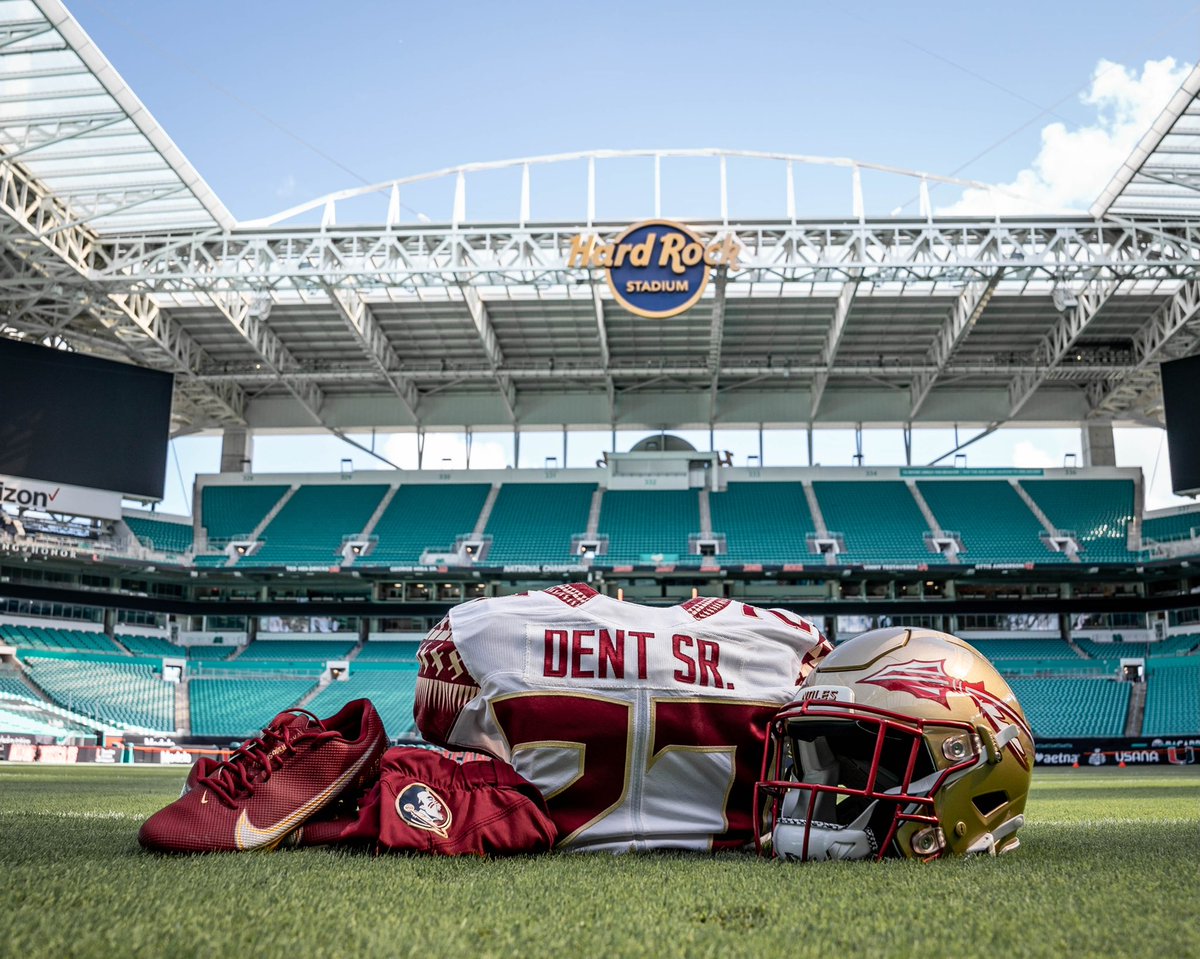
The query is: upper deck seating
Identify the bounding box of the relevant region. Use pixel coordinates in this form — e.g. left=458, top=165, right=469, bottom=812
left=200, top=485, right=289, bottom=545
left=125, top=516, right=194, bottom=554
left=1021, top=479, right=1140, bottom=562
left=357, top=484, right=491, bottom=565
left=596, top=490, right=701, bottom=566
left=709, top=482, right=815, bottom=564
left=245, top=485, right=389, bottom=566
left=483, top=483, right=595, bottom=564
left=917, top=480, right=1069, bottom=564
left=811, top=481, right=933, bottom=565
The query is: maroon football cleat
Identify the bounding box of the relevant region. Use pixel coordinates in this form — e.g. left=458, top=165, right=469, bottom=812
left=180, top=756, right=220, bottom=797
left=139, top=699, right=387, bottom=853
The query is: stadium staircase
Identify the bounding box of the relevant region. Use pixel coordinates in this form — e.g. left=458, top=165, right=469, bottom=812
left=586, top=488, right=604, bottom=536
left=358, top=483, right=491, bottom=565
left=1125, top=682, right=1147, bottom=736
left=174, top=679, right=191, bottom=735
left=811, top=481, right=934, bottom=566
left=906, top=480, right=958, bottom=564
left=1022, top=479, right=1139, bottom=563
left=473, top=485, right=501, bottom=537
left=1066, top=636, right=1089, bottom=659
left=341, top=485, right=399, bottom=567
left=1010, top=480, right=1078, bottom=562
left=10, top=663, right=53, bottom=704
left=802, top=482, right=827, bottom=534
left=697, top=488, right=713, bottom=538
left=294, top=684, right=325, bottom=710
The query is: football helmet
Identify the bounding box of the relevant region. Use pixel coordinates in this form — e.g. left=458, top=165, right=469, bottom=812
left=755, top=627, right=1034, bottom=861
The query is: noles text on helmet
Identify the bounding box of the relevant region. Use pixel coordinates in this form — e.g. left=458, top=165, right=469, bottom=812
left=755, top=627, right=1034, bottom=862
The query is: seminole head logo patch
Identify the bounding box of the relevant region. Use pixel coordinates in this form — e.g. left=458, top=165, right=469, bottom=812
left=395, top=782, right=453, bottom=839
left=567, top=219, right=742, bottom=319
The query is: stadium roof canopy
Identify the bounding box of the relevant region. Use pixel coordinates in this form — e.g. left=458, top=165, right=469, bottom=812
left=1092, top=62, right=1200, bottom=218
left=1, top=0, right=1199, bottom=441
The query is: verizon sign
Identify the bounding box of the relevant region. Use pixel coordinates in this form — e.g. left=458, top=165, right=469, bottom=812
left=0, top=474, right=123, bottom=520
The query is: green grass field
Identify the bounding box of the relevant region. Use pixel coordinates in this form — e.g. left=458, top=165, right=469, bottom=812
left=1, top=764, right=1198, bottom=959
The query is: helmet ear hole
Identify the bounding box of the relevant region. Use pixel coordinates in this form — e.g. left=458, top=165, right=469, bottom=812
left=971, top=790, right=1009, bottom=816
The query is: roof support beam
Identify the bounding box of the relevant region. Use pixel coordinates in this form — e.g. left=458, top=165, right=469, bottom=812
left=910, top=273, right=1000, bottom=417
left=1006, top=276, right=1121, bottom=418
left=706, top=267, right=729, bottom=422
left=0, top=112, right=126, bottom=161
left=590, top=282, right=615, bottom=423
left=1, top=144, right=243, bottom=427
left=810, top=268, right=861, bottom=418
left=321, top=281, right=420, bottom=422
left=202, top=290, right=323, bottom=425
left=1088, top=278, right=1200, bottom=418
left=104, top=291, right=246, bottom=425
left=461, top=285, right=516, bottom=422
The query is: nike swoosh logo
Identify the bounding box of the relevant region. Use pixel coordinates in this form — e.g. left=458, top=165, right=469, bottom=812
left=233, top=749, right=373, bottom=851
left=200, top=791, right=208, bottom=804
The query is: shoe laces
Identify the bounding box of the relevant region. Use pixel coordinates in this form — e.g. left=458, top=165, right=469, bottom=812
left=200, top=710, right=339, bottom=806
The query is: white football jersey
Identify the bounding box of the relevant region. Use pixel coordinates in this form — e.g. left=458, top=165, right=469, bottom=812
left=414, top=584, right=830, bottom=852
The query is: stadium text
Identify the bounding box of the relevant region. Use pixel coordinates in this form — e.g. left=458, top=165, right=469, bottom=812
left=0, top=481, right=57, bottom=510
left=567, top=231, right=741, bottom=273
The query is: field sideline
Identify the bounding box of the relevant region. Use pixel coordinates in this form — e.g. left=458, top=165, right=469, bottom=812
left=1, top=764, right=1198, bottom=959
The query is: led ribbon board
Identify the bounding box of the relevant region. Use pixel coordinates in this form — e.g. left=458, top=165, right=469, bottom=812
left=567, top=219, right=741, bottom=319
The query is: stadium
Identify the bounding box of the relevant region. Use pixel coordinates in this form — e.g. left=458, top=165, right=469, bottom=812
left=1, top=2, right=1198, bottom=956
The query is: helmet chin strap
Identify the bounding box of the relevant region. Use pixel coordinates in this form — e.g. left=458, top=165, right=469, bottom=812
left=773, top=801, right=882, bottom=862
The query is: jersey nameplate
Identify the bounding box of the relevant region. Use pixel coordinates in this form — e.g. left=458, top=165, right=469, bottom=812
left=523, top=623, right=745, bottom=691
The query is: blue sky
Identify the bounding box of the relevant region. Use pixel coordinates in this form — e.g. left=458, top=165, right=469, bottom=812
left=70, top=1, right=1199, bottom=515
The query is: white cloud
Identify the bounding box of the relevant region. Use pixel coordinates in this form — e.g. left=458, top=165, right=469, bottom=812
left=938, top=57, right=1193, bottom=216
left=1011, top=440, right=1057, bottom=469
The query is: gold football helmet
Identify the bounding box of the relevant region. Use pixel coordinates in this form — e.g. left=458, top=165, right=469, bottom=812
left=755, top=627, right=1034, bottom=861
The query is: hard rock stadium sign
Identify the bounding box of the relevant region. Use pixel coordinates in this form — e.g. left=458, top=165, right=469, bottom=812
left=567, top=219, right=742, bottom=319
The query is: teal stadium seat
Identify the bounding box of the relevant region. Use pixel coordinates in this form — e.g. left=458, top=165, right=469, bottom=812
left=354, top=642, right=420, bottom=663
left=967, top=637, right=1080, bottom=660
left=118, top=634, right=181, bottom=657
left=357, top=484, right=491, bottom=565
left=1074, top=634, right=1200, bottom=660
left=483, top=483, right=596, bottom=564
left=1021, top=479, right=1141, bottom=563
left=0, top=625, right=122, bottom=654
left=597, top=490, right=701, bottom=566
left=304, top=664, right=419, bottom=739
left=1142, top=661, right=1200, bottom=736
left=186, top=645, right=238, bottom=661
left=811, top=481, right=933, bottom=565
left=917, top=480, right=1070, bottom=565
left=243, top=485, right=389, bottom=566
left=24, top=657, right=175, bottom=730
left=1142, top=509, right=1200, bottom=545
left=124, top=516, right=194, bottom=554
left=189, top=679, right=316, bottom=739
left=0, top=672, right=36, bottom=700
left=200, top=485, right=290, bottom=546
left=709, top=482, right=816, bottom=564
left=1006, top=678, right=1129, bottom=737
left=238, top=639, right=357, bottom=661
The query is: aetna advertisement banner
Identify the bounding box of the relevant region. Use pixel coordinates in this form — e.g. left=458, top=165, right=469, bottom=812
left=0, top=474, right=123, bottom=520
left=0, top=337, right=173, bottom=500
left=1035, top=736, right=1199, bottom=766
